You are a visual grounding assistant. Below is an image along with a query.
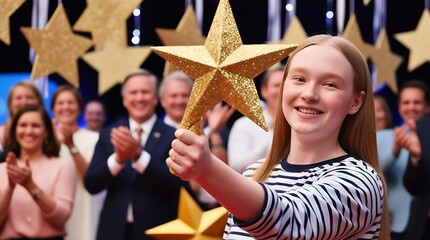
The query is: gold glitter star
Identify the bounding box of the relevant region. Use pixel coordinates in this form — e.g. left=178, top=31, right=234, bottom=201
left=0, top=0, right=25, bottom=45
left=280, top=16, right=307, bottom=45
left=145, top=188, right=228, bottom=240
left=155, top=5, right=206, bottom=76
left=342, top=15, right=374, bottom=60
left=82, top=40, right=151, bottom=94
left=152, top=0, right=297, bottom=134
left=395, top=10, right=430, bottom=71
left=20, top=4, right=93, bottom=87
left=370, top=28, right=402, bottom=93
left=73, top=0, right=142, bottom=50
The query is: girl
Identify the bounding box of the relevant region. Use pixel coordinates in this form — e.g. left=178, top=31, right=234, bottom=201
left=167, top=35, right=390, bottom=239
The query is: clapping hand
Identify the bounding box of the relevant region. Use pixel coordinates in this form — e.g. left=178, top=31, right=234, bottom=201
left=111, top=126, right=141, bottom=164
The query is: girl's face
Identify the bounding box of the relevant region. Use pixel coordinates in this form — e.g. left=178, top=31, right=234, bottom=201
left=10, top=86, right=39, bottom=116
left=282, top=44, right=364, bottom=142
left=16, top=111, right=47, bottom=153
left=53, top=91, right=80, bottom=124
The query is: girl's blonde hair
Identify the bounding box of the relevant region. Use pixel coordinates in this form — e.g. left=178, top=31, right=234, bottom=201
left=253, top=34, right=390, bottom=239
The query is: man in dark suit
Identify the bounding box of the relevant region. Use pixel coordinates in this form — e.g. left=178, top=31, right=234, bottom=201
left=398, top=86, right=430, bottom=240
left=84, top=69, right=184, bottom=240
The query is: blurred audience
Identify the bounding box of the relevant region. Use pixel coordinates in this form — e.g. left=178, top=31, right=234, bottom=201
left=84, top=100, right=107, bottom=132
left=377, top=80, right=430, bottom=240
left=374, top=93, right=393, bottom=131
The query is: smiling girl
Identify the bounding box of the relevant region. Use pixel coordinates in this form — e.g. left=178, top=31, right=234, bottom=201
left=167, top=35, right=389, bottom=239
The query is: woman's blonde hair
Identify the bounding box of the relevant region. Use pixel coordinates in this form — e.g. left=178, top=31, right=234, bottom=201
left=253, top=34, right=390, bottom=239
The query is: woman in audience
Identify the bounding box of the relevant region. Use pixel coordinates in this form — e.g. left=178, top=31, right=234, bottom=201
left=50, top=85, right=103, bottom=240
left=0, top=105, right=76, bottom=239
left=0, top=81, right=43, bottom=153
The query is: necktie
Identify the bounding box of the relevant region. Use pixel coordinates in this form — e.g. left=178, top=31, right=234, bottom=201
left=135, top=126, right=143, bottom=145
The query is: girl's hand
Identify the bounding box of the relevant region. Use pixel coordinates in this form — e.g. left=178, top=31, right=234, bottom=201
left=167, top=129, right=213, bottom=181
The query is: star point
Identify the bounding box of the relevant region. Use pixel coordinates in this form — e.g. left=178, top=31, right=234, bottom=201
left=145, top=188, right=228, bottom=240
left=342, top=15, right=374, bottom=60
left=155, top=5, right=206, bottom=76
left=73, top=0, right=142, bottom=50
left=394, top=10, right=430, bottom=71
left=151, top=0, right=297, bottom=134
left=82, top=40, right=151, bottom=95
left=20, top=4, right=93, bottom=87
left=0, top=0, right=25, bottom=45
left=371, top=28, right=402, bottom=93
left=280, top=16, right=308, bottom=46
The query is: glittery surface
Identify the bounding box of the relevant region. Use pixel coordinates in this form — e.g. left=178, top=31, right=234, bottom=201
left=20, top=4, right=93, bottom=87
left=82, top=40, right=151, bottom=94
left=73, top=0, right=142, bottom=50
left=155, top=5, right=206, bottom=76
left=0, top=0, right=25, bottom=45
left=371, top=29, right=402, bottom=93
left=152, top=0, right=297, bottom=134
left=395, top=10, right=430, bottom=71
left=145, top=188, right=228, bottom=239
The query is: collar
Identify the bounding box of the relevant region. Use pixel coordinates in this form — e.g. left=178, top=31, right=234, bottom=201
left=129, top=114, right=157, bottom=134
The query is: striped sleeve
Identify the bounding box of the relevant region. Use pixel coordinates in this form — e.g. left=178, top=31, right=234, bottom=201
left=225, top=159, right=383, bottom=239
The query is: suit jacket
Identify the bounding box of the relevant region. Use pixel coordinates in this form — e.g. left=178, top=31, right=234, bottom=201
left=84, top=118, right=184, bottom=240
left=404, top=115, right=430, bottom=239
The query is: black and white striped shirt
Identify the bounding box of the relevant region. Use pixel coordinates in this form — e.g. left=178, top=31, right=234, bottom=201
left=224, top=155, right=383, bottom=239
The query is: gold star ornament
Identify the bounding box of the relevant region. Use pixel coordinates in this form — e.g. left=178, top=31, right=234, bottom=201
left=342, top=15, right=374, bottom=60
left=0, top=0, right=25, bottom=45
left=395, top=10, right=430, bottom=72
left=370, top=28, right=402, bottom=93
left=155, top=5, right=206, bottom=76
left=73, top=0, right=142, bottom=50
left=151, top=0, right=297, bottom=134
left=21, top=4, right=93, bottom=87
left=82, top=40, right=151, bottom=94
left=145, top=188, right=228, bottom=240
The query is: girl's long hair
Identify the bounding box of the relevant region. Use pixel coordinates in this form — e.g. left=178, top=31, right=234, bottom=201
left=252, top=35, right=390, bottom=240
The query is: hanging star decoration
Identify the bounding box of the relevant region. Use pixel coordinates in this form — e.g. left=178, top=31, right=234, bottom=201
left=0, top=0, right=25, bottom=45
left=394, top=10, right=430, bottom=72
left=73, top=0, right=142, bottom=50
left=370, top=28, right=402, bottom=93
left=146, top=188, right=228, bottom=240
left=155, top=5, right=206, bottom=76
left=342, top=14, right=375, bottom=60
left=363, top=0, right=372, bottom=6
left=82, top=40, right=151, bottom=94
left=151, top=0, right=297, bottom=134
left=20, top=4, right=93, bottom=87
left=280, top=16, right=308, bottom=46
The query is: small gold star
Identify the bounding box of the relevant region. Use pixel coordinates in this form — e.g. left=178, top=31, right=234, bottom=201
left=73, top=0, right=142, bottom=50
left=155, top=5, right=206, bottom=76
left=145, top=188, right=228, bottom=240
left=20, top=4, right=93, bottom=87
left=152, top=0, right=297, bottom=134
left=370, top=28, right=402, bottom=93
left=82, top=40, right=151, bottom=94
left=395, top=10, right=430, bottom=71
left=0, top=0, right=25, bottom=45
